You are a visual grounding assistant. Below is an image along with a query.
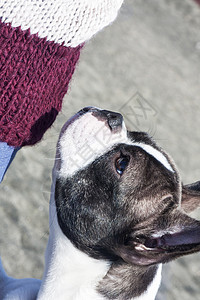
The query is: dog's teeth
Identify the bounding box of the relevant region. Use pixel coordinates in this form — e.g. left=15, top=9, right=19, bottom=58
left=135, top=244, right=146, bottom=251
left=135, top=244, right=156, bottom=251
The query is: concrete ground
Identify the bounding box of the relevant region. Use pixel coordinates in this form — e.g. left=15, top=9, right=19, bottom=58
left=1, top=0, right=200, bottom=299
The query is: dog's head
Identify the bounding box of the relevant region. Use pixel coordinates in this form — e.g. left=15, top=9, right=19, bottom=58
left=54, top=107, right=200, bottom=267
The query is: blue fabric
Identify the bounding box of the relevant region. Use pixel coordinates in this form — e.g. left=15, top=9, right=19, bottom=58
left=0, top=142, right=19, bottom=183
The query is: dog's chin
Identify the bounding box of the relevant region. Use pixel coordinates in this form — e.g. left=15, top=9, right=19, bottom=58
left=117, top=231, right=200, bottom=266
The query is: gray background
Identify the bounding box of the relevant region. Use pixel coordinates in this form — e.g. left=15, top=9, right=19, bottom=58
left=1, top=0, right=200, bottom=299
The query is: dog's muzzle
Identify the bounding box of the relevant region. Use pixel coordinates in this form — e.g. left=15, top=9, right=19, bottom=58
left=56, top=107, right=127, bottom=178
left=79, top=107, right=123, bottom=132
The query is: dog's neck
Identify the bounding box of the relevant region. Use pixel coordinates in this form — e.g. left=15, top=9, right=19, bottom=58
left=37, top=224, right=109, bottom=300
left=37, top=178, right=109, bottom=300
left=37, top=178, right=162, bottom=300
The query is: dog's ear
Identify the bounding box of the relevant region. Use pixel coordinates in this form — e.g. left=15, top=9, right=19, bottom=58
left=181, top=181, right=200, bottom=213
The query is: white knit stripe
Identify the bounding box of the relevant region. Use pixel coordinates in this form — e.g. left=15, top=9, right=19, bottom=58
left=0, top=0, right=124, bottom=47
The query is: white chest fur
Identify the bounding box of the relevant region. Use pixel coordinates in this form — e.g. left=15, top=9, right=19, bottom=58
left=37, top=200, right=109, bottom=300
left=38, top=233, right=162, bottom=300
left=37, top=238, right=109, bottom=300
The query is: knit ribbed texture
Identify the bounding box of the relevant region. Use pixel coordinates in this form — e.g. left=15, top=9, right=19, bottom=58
left=0, top=0, right=124, bottom=47
left=0, top=20, right=82, bottom=146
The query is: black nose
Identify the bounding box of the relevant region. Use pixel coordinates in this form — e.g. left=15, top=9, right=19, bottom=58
left=79, top=107, right=123, bottom=131
left=101, top=110, right=123, bottom=130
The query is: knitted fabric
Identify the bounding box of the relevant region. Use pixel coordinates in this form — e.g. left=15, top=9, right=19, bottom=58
left=0, top=0, right=124, bottom=47
left=0, top=20, right=82, bottom=146
left=0, top=0, right=124, bottom=147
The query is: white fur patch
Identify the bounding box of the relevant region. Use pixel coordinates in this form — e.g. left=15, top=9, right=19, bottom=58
left=132, top=143, right=174, bottom=172
left=38, top=238, right=109, bottom=300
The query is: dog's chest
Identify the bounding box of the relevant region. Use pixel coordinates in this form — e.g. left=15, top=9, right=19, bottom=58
left=74, top=263, right=162, bottom=300
left=48, top=265, right=162, bottom=300
left=69, top=264, right=162, bottom=300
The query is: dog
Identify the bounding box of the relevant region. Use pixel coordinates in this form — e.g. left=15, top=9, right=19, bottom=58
left=1, top=106, right=200, bottom=300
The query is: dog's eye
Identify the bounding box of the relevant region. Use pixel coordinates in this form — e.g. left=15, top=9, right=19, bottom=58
left=115, top=155, right=130, bottom=176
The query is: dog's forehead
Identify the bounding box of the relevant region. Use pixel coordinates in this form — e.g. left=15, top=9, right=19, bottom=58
left=57, top=112, right=175, bottom=178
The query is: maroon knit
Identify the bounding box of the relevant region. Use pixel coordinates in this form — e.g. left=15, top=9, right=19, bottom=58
left=0, top=20, right=82, bottom=147
left=193, top=0, right=200, bottom=5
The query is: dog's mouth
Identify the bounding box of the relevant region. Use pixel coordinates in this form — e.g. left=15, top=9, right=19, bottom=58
left=121, top=228, right=200, bottom=266
left=136, top=229, right=200, bottom=252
